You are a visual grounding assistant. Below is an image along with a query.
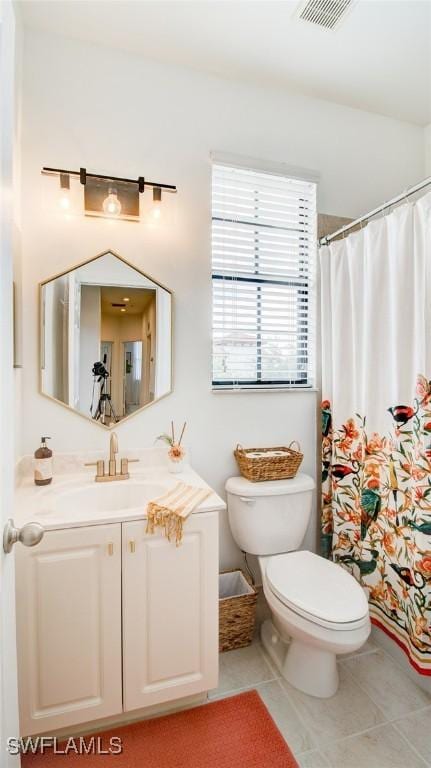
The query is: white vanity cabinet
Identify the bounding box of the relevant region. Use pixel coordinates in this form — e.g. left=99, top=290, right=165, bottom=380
left=15, top=523, right=123, bottom=735
left=122, top=512, right=219, bottom=711
left=16, top=511, right=219, bottom=736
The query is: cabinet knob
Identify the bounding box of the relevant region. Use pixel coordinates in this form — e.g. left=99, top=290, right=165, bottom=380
left=129, top=540, right=136, bottom=554
left=107, top=542, right=114, bottom=556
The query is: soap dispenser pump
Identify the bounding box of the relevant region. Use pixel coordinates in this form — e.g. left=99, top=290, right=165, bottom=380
left=34, top=436, right=53, bottom=486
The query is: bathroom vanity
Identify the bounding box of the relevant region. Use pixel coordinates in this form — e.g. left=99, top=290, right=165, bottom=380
left=14, top=462, right=224, bottom=736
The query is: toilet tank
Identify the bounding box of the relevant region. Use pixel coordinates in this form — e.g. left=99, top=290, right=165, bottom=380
left=226, top=474, right=315, bottom=556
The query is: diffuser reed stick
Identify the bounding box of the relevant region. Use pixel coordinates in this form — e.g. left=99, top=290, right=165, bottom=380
left=178, top=421, right=187, bottom=446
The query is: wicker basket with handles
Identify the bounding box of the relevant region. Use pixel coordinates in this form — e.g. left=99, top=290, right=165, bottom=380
left=234, top=441, right=303, bottom=482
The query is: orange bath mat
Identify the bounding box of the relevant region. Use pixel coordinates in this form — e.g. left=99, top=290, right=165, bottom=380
left=21, top=690, right=298, bottom=767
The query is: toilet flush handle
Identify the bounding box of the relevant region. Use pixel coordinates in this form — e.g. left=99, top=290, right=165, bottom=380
left=239, top=496, right=256, bottom=505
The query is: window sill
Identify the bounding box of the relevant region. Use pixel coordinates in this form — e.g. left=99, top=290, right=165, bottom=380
left=211, top=387, right=319, bottom=394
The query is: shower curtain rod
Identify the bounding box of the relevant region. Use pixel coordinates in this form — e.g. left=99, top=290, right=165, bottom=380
left=319, top=174, right=431, bottom=246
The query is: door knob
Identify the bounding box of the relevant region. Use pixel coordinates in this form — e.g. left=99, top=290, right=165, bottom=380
left=3, top=519, right=44, bottom=554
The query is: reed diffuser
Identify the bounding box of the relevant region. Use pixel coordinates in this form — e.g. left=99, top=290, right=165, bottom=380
left=156, top=421, right=187, bottom=473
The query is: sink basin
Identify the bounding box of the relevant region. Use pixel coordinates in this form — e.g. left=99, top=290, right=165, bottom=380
left=52, top=481, right=169, bottom=515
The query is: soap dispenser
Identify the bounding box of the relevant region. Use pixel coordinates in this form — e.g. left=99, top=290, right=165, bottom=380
left=34, top=437, right=53, bottom=486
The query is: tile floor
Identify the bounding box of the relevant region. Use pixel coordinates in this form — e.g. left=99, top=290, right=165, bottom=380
left=209, top=598, right=431, bottom=767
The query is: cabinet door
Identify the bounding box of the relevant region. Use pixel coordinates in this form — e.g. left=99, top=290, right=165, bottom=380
left=16, top=524, right=122, bottom=735
left=123, top=512, right=219, bottom=711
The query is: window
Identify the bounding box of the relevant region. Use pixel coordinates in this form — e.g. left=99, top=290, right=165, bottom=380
left=211, top=164, right=316, bottom=389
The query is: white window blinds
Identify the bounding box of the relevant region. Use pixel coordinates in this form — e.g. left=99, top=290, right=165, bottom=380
left=212, top=164, right=316, bottom=389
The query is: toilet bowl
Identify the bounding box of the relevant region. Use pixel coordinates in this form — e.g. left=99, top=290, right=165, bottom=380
left=225, top=474, right=371, bottom=698
left=259, top=551, right=370, bottom=697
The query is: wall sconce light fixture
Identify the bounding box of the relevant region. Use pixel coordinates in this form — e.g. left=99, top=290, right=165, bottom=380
left=42, top=166, right=177, bottom=221
left=58, top=173, right=71, bottom=210
left=152, top=186, right=162, bottom=220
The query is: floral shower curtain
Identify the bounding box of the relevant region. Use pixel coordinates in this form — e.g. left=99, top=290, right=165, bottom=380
left=320, top=193, right=431, bottom=675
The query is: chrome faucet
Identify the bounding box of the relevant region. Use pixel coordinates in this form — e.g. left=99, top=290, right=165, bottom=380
left=85, top=432, right=139, bottom=482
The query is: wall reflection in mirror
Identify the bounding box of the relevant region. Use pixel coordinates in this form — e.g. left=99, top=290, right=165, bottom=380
left=40, top=251, right=172, bottom=426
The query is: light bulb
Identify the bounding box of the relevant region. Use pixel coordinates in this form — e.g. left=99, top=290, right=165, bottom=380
left=59, top=189, right=71, bottom=210
left=152, top=186, right=162, bottom=219
left=58, top=173, right=71, bottom=210
left=102, top=187, right=121, bottom=217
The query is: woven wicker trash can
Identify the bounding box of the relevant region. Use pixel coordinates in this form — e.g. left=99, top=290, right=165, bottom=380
left=219, top=569, right=257, bottom=652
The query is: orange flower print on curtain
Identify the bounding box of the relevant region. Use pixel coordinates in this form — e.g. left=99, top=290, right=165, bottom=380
left=321, top=375, right=431, bottom=675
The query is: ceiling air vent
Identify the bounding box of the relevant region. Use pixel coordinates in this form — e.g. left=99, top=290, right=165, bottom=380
left=298, top=0, right=354, bottom=30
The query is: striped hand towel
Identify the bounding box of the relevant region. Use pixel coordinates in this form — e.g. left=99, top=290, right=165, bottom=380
left=146, top=482, right=212, bottom=545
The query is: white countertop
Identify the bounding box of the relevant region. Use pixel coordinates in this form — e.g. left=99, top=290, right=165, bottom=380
left=14, top=464, right=226, bottom=531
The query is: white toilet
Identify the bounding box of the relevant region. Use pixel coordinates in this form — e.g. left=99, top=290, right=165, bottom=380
left=226, top=474, right=370, bottom=698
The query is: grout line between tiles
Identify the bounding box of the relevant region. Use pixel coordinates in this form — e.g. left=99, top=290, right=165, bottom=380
left=255, top=679, right=320, bottom=755
left=255, top=641, right=320, bottom=751
left=259, top=666, right=431, bottom=761
left=213, top=639, right=430, bottom=766
left=338, top=661, right=389, bottom=722
left=297, top=749, right=332, bottom=767
left=390, top=714, right=431, bottom=767
left=259, top=641, right=428, bottom=761
left=320, top=721, right=400, bottom=748
left=391, top=702, right=431, bottom=720
left=278, top=663, right=390, bottom=752
left=372, top=637, right=431, bottom=681
left=343, top=647, right=379, bottom=660
left=208, top=675, right=279, bottom=701
left=318, top=718, right=429, bottom=767
left=341, top=653, right=431, bottom=721
left=212, top=672, right=428, bottom=767
left=256, top=640, right=283, bottom=679
left=292, top=709, right=388, bottom=755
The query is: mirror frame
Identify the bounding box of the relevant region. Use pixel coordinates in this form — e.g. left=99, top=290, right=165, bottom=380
left=39, top=249, right=173, bottom=429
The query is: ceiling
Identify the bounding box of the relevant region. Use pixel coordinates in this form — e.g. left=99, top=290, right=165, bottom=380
left=101, top=287, right=155, bottom=317
left=19, top=0, right=431, bottom=125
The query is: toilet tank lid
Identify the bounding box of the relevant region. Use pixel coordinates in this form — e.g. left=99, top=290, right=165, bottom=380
left=225, top=473, right=315, bottom=497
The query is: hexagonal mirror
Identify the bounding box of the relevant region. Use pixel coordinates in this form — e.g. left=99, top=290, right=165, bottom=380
left=40, top=251, right=172, bottom=427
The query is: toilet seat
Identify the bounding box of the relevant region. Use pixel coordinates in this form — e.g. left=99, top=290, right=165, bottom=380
left=265, top=550, right=369, bottom=629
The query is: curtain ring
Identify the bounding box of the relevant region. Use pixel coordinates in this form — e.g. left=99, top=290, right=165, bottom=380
left=403, top=187, right=411, bottom=205
left=382, top=200, right=388, bottom=218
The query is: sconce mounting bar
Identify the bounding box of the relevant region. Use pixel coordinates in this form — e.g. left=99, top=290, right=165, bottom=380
left=41, top=167, right=177, bottom=193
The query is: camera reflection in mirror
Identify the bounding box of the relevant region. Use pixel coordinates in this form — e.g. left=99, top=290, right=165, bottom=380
left=40, top=251, right=172, bottom=427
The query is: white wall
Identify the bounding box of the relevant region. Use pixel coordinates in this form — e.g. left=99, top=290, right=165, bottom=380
left=20, top=29, right=426, bottom=568
left=42, top=275, right=68, bottom=401
left=425, top=124, right=431, bottom=176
